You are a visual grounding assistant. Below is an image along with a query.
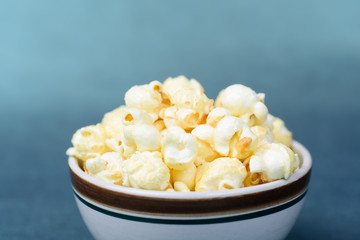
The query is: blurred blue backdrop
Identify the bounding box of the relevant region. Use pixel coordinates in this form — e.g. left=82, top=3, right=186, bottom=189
left=1, top=0, right=359, bottom=239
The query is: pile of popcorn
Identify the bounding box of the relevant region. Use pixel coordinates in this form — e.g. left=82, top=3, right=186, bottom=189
left=67, top=76, right=299, bottom=192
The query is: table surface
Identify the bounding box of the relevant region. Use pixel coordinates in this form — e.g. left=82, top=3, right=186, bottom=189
left=1, top=1, right=359, bottom=239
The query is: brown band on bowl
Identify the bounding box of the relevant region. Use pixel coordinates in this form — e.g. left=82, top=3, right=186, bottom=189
left=73, top=189, right=307, bottom=224
left=70, top=166, right=311, bottom=217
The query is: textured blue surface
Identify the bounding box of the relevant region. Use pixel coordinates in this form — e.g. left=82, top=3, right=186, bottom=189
left=1, top=0, right=359, bottom=239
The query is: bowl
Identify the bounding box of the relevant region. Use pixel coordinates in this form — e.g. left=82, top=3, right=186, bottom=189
left=68, top=140, right=311, bottom=240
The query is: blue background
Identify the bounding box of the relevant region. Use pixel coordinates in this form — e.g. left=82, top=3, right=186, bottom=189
left=1, top=0, right=359, bottom=239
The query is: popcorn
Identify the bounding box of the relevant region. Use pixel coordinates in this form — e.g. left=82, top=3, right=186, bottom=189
left=120, top=108, right=161, bottom=156
left=85, top=152, right=123, bottom=184
left=171, top=88, right=213, bottom=114
left=153, top=119, right=166, bottom=132
left=191, top=124, right=214, bottom=143
left=67, top=76, right=297, bottom=192
left=122, top=151, right=170, bottom=190
left=67, top=124, right=108, bottom=161
left=228, top=124, right=258, bottom=160
left=105, top=136, right=124, bottom=153
left=213, top=116, right=245, bottom=156
left=163, top=76, right=213, bottom=114
left=162, top=126, right=198, bottom=170
left=239, top=113, right=256, bottom=127
left=206, top=107, right=231, bottom=128
left=125, top=81, right=169, bottom=115
left=194, top=139, right=220, bottom=167
left=122, top=108, right=154, bottom=126
left=171, top=163, right=197, bottom=191
left=195, top=157, right=247, bottom=191
left=250, top=126, right=274, bottom=146
left=215, top=84, right=268, bottom=121
left=249, top=143, right=298, bottom=181
left=271, top=116, right=292, bottom=147
left=174, top=181, right=191, bottom=192
left=160, top=106, right=201, bottom=130
left=123, top=124, right=161, bottom=153
left=163, top=75, right=204, bottom=97
left=101, top=106, right=126, bottom=138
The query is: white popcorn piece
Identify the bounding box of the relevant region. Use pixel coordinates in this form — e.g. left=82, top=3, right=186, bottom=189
left=67, top=124, right=108, bottom=161
left=85, top=152, right=123, bottom=185
left=229, top=124, right=258, bottom=160
left=122, top=108, right=154, bottom=126
left=162, top=126, right=198, bottom=170
left=122, top=151, right=170, bottom=190
left=101, top=106, right=126, bottom=138
left=239, top=113, right=256, bottom=127
left=213, top=116, right=244, bottom=156
left=160, top=106, right=201, bottom=130
left=195, top=157, right=247, bottom=191
left=124, top=81, right=167, bottom=114
left=216, top=84, right=268, bottom=121
left=105, top=136, right=124, bottom=153
left=123, top=124, right=161, bottom=153
left=206, top=107, right=232, bottom=128
left=191, top=124, right=214, bottom=144
left=171, top=162, right=197, bottom=191
left=249, top=143, right=298, bottom=181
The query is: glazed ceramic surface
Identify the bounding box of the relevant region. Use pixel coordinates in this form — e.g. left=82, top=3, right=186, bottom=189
left=69, top=140, right=311, bottom=240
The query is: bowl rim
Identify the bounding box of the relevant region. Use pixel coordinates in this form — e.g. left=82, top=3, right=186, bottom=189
left=68, top=140, right=311, bottom=200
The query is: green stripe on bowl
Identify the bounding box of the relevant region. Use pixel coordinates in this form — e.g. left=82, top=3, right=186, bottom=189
left=74, top=190, right=307, bottom=225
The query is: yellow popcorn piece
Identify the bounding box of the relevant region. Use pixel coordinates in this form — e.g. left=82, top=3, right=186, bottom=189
left=171, top=163, right=197, bottom=191
left=174, top=181, right=191, bottom=192
left=122, top=151, right=170, bottom=190
left=171, top=88, right=213, bottom=115
left=271, top=116, right=293, bottom=147
left=162, top=126, right=198, bottom=170
left=163, top=75, right=204, bottom=97
left=153, top=119, right=166, bottom=132
left=250, top=125, right=274, bottom=146
left=163, top=76, right=213, bottom=114
left=249, top=143, right=298, bottom=181
left=194, top=139, right=220, bottom=167
left=85, top=152, right=123, bottom=185
left=195, top=157, right=247, bottom=191
left=101, top=106, right=126, bottom=139
left=215, top=84, right=268, bottom=121
left=67, top=124, right=108, bottom=161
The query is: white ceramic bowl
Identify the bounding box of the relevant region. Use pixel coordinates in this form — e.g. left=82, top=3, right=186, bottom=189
left=68, top=140, right=311, bottom=240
